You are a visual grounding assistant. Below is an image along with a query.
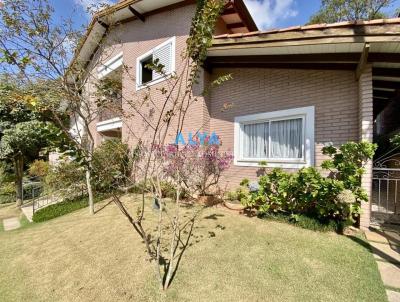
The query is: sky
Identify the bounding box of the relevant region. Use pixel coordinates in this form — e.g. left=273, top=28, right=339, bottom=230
left=51, top=0, right=400, bottom=31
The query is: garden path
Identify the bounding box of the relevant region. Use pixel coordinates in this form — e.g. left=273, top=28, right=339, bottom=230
left=366, top=227, right=400, bottom=302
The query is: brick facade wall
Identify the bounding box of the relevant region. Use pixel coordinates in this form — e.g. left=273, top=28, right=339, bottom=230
left=358, top=66, right=373, bottom=229
left=86, top=4, right=374, bottom=227
left=208, top=68, right=360, bottom=188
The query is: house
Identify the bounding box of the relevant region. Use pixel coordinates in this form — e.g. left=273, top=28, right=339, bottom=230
left=71, top=0, right=400, bottom=229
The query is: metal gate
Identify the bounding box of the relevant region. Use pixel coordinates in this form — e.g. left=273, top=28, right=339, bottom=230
left=372, top=154, right=400, bottom=225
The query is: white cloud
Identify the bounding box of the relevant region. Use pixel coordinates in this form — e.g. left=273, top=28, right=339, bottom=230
left=244, top=0, right=298, bottom=30
left=74, top=0, right=115, bottom=17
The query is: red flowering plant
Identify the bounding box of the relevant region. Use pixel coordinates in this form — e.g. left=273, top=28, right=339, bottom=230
left=153, top=134, right=233, bottom=197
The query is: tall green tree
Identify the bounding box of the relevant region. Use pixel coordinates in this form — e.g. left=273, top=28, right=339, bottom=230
left=0, top=0, right=113, bottom=215
left=0, top=121, right=60, bottom=205
left=309, top=0, right=394, bottom=24
left=0, top=79, right=62, bottom=205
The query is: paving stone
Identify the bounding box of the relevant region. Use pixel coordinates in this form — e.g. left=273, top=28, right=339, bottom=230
left=3, top=217, right=21, bottom=231
left=21, top=205, right=33, bottom=222
left=370, top=241, right=400, bottom=263
left=365, top=230, right=389, bottom=244
left=377, top=261, right=400, bottom=289
left=387, top=290, right=400, bottom=302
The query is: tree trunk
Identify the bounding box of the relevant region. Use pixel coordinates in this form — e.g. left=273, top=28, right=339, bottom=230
left=86, top=169, right=94, bottom=215
left=15, top=155, right=24, bottom=207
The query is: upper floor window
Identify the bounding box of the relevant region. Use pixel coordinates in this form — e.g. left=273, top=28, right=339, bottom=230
left=234, top=106, right=315, bottom=168
left=136, top=37, right=176, bottom=90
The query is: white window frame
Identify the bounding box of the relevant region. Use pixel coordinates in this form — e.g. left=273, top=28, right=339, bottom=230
left=136, top=36, right=176, bottom=91
left=97, top=52, right=123, bottom=79
left=234, top=106, right=315, bottom=169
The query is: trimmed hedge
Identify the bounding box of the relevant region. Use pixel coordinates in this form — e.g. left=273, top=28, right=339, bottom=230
left=32, top=193, right=111, bottom=223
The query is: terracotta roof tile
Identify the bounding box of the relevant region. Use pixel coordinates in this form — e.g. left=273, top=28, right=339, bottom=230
left=300, top=23, right=327, bottom=30
left=213, top=18, right=400, bottom=40
left=278, top=25, right=301, bottom=32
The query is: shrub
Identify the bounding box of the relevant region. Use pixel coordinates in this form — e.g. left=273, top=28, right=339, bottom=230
left=0, top=181, right=15, bottom=204
left=243, top=167, right=356, bottom=225
left=159, top=181, right=188, bottom=199
left=321, top=141, right=377, bottom=202
left=29, top=160, right=50, bottom=178
left=92, top=140, right=133, bottom=192
left=44, top=160, right=86, bottom=193
left=225, top=190, right=237, bottom=201
left=0, top=162, right=15, bottom=204
left=127, top=180, right=151, bottom=194
left=159, top=142, right=233, bottom=196
left=240, top=141, right=376, bottom=228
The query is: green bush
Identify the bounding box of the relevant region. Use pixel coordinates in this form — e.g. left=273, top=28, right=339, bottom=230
left=92, top=140, right=133, bottom=192
left=0, top=162, right=15, bottom=204
left=225, top=190, right=237, bottom=201
left=0, top=181, right=15, bottom=204
left=127, top=180, right=151, bottom=194
left=29, top=160, right=50, bottom=178
left=241, top=142, right=376, bottom=228
left=321, top=141, right=377, bottom=203
left=44, top=160, right=86, bottom=193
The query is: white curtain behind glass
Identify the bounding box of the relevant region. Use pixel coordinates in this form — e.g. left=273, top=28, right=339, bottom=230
left=243, top=122, right=269, bottom=158
left=270, top=118, right=303, bottom=159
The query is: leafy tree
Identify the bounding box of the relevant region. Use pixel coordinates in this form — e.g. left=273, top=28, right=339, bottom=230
left=0, top=78, right=65, bottom=205
left=309, top=0, right=394, bottom=24
left=0, top=0, right=117, bottom=215
left=0, top=120, right=61, bottom=205
left=1, top=0, right=231, bottom=290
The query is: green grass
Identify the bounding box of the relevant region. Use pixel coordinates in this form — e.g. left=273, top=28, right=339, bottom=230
left=32, top=193, right=111, bottom=223
left=0, top=195, right=388, bottom=302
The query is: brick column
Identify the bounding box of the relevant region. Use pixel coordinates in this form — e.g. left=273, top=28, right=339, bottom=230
left=358, top=65, right=373, bottom=230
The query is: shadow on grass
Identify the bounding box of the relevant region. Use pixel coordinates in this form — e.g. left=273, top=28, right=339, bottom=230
left=160, top=208, right=226, bottom=288
left=347, top=235, right=400, bottom=269
left=94, top=199, right=113, bottom=214
left=204, top=213, right=224, bottom=220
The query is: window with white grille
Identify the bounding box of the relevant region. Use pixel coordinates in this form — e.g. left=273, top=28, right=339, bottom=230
left=136, top=37, right=175, bottom=89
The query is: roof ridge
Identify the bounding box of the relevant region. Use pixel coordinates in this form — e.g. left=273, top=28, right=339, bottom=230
left=214, top=17, right=400, bottom=39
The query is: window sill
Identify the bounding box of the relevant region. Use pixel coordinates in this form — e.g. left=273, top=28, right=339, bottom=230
left=136, top=73, right=174, bottom=91
left=234, top=159, right=310, bottom=169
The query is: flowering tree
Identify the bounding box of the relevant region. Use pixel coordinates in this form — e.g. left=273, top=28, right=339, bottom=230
left=94, top=1, right=233, bottom=290
left=160, top=140, right=233, bottom=196
left=1, top=0, right=232, bottom=291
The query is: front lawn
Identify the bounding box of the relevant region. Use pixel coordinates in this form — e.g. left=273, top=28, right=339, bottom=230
left=0, top=195, right=387, bottom=301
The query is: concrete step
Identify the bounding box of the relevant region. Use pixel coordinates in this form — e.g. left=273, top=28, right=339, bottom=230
left=387, top=290, right=400, bottom=302
left=377, top=261, right=400, bottom=289
left=3, top=217, right=21, bottom=231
